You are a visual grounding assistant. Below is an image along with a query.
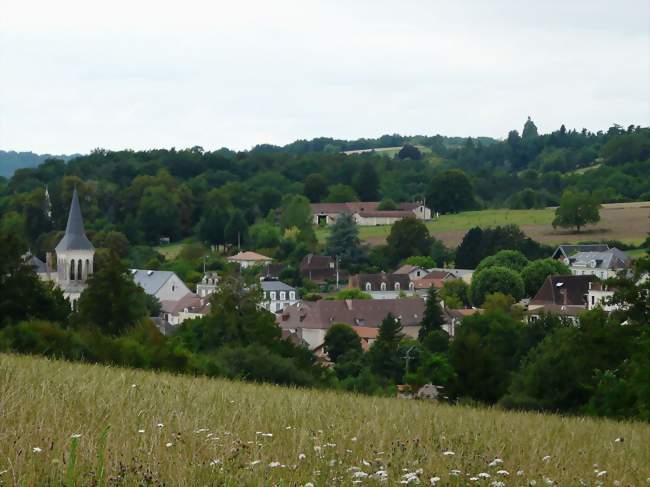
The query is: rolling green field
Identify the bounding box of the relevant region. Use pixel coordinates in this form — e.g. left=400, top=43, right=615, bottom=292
left=2, top=354, right=649, bottom=485
left=154, top=241, right=189, bottom=259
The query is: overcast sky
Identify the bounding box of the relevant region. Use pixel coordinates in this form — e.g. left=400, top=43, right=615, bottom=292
left=1, top=0, right=649, bottom=154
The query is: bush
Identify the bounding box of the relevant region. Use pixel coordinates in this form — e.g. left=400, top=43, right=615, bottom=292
left=470, top=266, right=525, bottom=306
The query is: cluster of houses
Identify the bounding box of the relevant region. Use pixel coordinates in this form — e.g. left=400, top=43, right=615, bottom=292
left=29, top=193, right=638, bottom=364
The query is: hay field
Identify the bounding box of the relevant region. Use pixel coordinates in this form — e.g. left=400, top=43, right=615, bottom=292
left=1, top=354, right=649, bottom=485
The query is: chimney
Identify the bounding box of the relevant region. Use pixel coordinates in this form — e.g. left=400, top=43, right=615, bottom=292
left=45, top=252, right=53, bottom=275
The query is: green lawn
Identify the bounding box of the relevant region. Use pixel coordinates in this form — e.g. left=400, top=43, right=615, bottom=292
left=154, top=242, right=189, bottom=260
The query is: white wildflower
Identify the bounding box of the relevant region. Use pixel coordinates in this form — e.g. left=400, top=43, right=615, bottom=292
left=298, top=453, right=306, bottom=460
left=478, top=472, right=491, bottom=479
left=373, top=470, right=388, bottom=478
left=469, top=477, right=479, bottom=482
left=269, top=461, right=281, bottom=468
left=497, top=470, right=509, bottom=476
left=542, top=455, right=551, bottom=462
left=138, top=429, right=145, bottom=434
left=491, top=482, right=506, bottom=487
left=32, top=447, right=42, bottom=453
left=362, top=459, right=371, bottom=466
left=209, top=459, right=221, bottom=466
left=443, top=450, right=455, bottom=456
left=517, top=470, right=524, bottom=476
left=596, top=471, right=607, bottom=478
left=450, top=469, right=461, bottom=476
left=156, top=423, right=164, bottom=428
left=352, top=471, right=369, bottom=479
left=131, top=383, right=137, bottom=388
left=430, top=476, right=441, bottom=485
left=165, top=442, right=173, bottom=447
left=351, top=436, right=358, bottom=442
left=614, top=437, right=624, bottom=443
left=250, top=460, right=261, bottom=466
left=325, top=442, right=336, bottom=447
left=304, top=484, right=314, bottom=487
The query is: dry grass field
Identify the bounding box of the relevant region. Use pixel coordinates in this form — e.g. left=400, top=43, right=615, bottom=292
left=316, top=202, right=650, bottom=248
left=1, top=354, right=649, bottom=486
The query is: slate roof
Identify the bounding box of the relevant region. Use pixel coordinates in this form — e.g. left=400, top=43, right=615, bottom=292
left=55, top=188, right=94, bottom=252
left=552, top=244, right=610, bottom=260
left=259, top=279, right=296, bottom=292
left=160, top=292, right=202, bottom=314
left=568, top=248, right=631, bottom=270
left=131, top=269, right=176, bottom=295
left=278, top=298, right=425, bottom=330
left=529, top=275, right=597, bottom=307
left=348, top=272, right=411, bottom=291
left=23, top=253, right=47, bottom=273
left=300, top=254, right=334, bottom=271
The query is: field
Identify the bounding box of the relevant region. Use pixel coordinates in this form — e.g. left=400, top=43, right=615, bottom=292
left=153, top=241, right=188, bottom=260
left=2, top=354, right=649, bottom=485
left=317, top=202, right=650, bottom=248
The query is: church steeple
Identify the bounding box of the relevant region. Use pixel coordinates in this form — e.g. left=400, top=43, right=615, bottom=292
left=55, top=188, right=94, bottom=252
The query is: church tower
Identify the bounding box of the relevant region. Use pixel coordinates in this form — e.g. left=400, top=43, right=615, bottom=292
left=55, top=188, right=95, bottom=305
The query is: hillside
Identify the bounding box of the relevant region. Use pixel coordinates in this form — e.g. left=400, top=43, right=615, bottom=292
left=1, top=354, right=648, bottom=485
left=0, top=150, right=79, bottom=178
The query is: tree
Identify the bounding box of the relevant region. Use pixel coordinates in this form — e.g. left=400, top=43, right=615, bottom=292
left=224, top=209, right=249, bottom=247
left=303, top=173, right=329, bottom=202
left=199, top=207, right=229, bottom=247
left=469, top=266, right=525, bottom=306
left=521, top=258, right=571, bottom=297
left=137, top=185, right=181, bottom=243
left=368, top=313, right=404, bottom=383
left=455, top=227, right=484, bottom=269
left=439, top=279, right=470, bottom=308
left=397, top=144, right=422, bottom=160
left=249, top=221, right=282, bottom=249
left=426, top=170, right=476, bottom=214
left=280, top=195, right=312, bottom=232
left=324, top=184, right=359, bottom=203
left=386, top=218, right=431, bottom=265
left=418, top=287, right=445, bottom=340
left=75, top=251, right=148, bottom=335
left=324, top=324, right=362, bottom=363
left=552, top=190, right=601, bottom=232
left=326, top=288, right=372, bottom=300
left=475, top=250, right=530, bottom=274
left=522, top=116, right=539, bottom=139
left=404, top=255, right=437, bottom=269
left=377, top=198, right=398, bottom=211
left=92, top=230, right=130, bottom=258
left=325, top=213, right=367, bottom=270
left=354, top=162, right=380, bottom=201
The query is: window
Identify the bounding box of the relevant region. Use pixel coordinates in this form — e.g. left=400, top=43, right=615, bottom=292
left=85, top=259, right=90, bottom=276
left=380, top=282, right=386, bottom=291
left=394, top=282, right=400, bottom=291
left=69, top=259, right=75, bottom=280
left=172, top=284, right=176, bottom=292
left=289, top=292, right=295, bottom=300
left=280, top=292, right=286, bottom=301
left=409, top=282, right=415, bottom=291
left=365, top=282, right=372, bottom=291
left=270, top=292, right=276, bottom=301
left=77, top=260, right=83, bottom=281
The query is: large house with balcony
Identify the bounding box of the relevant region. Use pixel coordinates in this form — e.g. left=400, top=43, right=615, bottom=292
left=260, top=279, right=299, bottom=313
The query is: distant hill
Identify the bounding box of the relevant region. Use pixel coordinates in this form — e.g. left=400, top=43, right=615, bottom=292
left=0, top=150, right=80, bottom=178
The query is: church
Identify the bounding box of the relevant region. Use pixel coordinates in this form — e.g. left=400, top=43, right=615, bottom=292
left=33, top=188, right=95, bottom=307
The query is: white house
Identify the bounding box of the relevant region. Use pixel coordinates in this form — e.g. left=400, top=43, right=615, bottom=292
left=259, top=279, right=299, bottom=313
left=196, top=271, right=219, bottom=297
left=311, top=202, right=431, bottom=226
left=565, top=248, right=632, bottom=279
left=130, top=269, right=192, bottom=302
left=227, top=251, right=273, bottom=269
left=586, top=282, right=617, bottom=311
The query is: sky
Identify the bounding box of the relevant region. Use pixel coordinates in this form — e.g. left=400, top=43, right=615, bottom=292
left=1, top=0, right=649, bottom=154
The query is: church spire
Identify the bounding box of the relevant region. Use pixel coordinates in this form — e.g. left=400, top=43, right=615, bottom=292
left=55, top=188, right=95, bottom=252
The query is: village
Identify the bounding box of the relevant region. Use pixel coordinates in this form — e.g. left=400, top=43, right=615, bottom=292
left=26, top=189, right=638, bottom=396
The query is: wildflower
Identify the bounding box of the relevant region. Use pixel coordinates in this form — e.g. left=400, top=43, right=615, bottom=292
left=32, top=447, right=42, bottom=453
left=430, top=476, right=441, bottom=485
left=250, top=460, right=261, bottom=466
left=304, top=484, right=314, bottom=487
left=488, top=458, right=503, bottom=467
left=298, top=453, right=306, bottom=460
left=165, top=442, right=173, bottom=447
left=131, top=383, right=137, bottom=388
left=328, top=460, right=337, bottom=466
left=351, top=436, right=358, bottom=442
left=497, top=470, right=509, bottom=476
left=138, top=429, right=145, bottom=434
left=325, top=442, right=336, bottom=447
left=352, top=471, right=369, bottom=479
left=450, top=469, right=461, bottom=476
left=362, top=459, right=371, bottom=466
left=269, top=461, right=281, bottom=468
left=373, top=470, right=388, bottom=478
left=285, top=426, right=292, bottom=430
left=517, top=470, right=524, bottom=476
left=478, top=472, right=491, bottom=479
left=156, top=423, right=164, bottom=428
left=596, top=471, right=607, bottom=478
left=469, top=477, right=479, bottom=482
left=542, top=455, right=551, bottom=462
left=491, top=482, right=506, bottom=487
left=70, top=433, right=82, bottom=439
left=209, top=459, right=221, bottom=466
left=443, top=450, right=455, bottom=456
left=614, top=437, right=624, bottom=443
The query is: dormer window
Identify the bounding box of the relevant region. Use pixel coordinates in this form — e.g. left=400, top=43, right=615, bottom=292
left=280, top=291, right=286, bottom=300
left=394, top=282, right=400, bottom=291
left=289, top=291, right=295, bottom=300
left=365, top=282, right=372, bottom=291
left=380, top=282, right=387, bottom=291
left=409, top=282, right=415, bottom=291
left=270, top=291, right=276, bottom=300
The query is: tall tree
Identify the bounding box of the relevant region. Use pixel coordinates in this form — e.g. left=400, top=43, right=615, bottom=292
left=386, top=217, right=431, bottom=265
left=552, top=190, right=601, bottom=232
left=199, top=207, right=229, bottom=247
left=369, top=313, right=404, bottom=383
left=224, top=209, right=249, bottom=247
left=470, top=266, right=525, bottom=306
left=280, top=194, right=312, bottom=232
left=354, top=162, right=380, bottom=201
left=137, top=185, right=181, bottom=243
left=426, top=169, right=476, bottom=214
left=325, top=213, right=367, bottom=270
left=74, top=251, right=148, bottom=335
left=418, top=287, right=446, bottom=341
left=397, top=144, right=422, bottom=160
left=324, top=184, right=359, bottom=203
left=303, top=173, right=329, bottom=202
left=522, top=116, right=539, bottom=139
left=324, top=323, right=362, bottom=363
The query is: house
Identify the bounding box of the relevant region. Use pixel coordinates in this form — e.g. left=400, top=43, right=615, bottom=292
left=565, top=248, right=632, bottom=279
left=526, top=274, right=597, bottom=324
left=260, top=278, right=299, bottom=313
left=196, top=271, right=219, bottom=297
left=227, top=251, right=273, bottom=269
left=299, top=254, right=344, bottom=284
left=587, top=281, right=617, bottom=311
left=131, top=269, right=192, bottom=303
left=442, top=308, right=481, bottom=337
left=552, top=244, right=610, bottom=261
left=310, top=201, right=431, bottom=226
left=160, top=292, right=202, bottom=325
left=277, top=298, right=425, bottom=350
left=394, top=264, right=429, bottom=281
left=312, top=326, right=380, bottom=364
left=412, top=270, right=458, bottom=296
left=348, top=272, right=414, bottom=299
left=429, top=267, right=475, bottom=284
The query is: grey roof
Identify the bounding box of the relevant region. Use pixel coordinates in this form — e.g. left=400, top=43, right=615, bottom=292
left=55, top=188, right=95, bottom=252
left=552, top=244, right=609, bottom=259
left=23, top=253, right=47, bottom=273
left=568, top=248, right=631, bottom=270
left=131, top=269, right=175, bottom=295
left=428, top=267, right=474, bottom=278
left=260, top=279, right=296, bottom=292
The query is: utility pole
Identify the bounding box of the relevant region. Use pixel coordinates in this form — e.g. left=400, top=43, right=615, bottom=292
left=336, top=255, right=340, bottom=290
left=403, top=346, right=415, bottom=377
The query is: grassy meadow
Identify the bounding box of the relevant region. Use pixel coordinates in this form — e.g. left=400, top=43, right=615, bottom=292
left=2, top=354, right=649, bottom=485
